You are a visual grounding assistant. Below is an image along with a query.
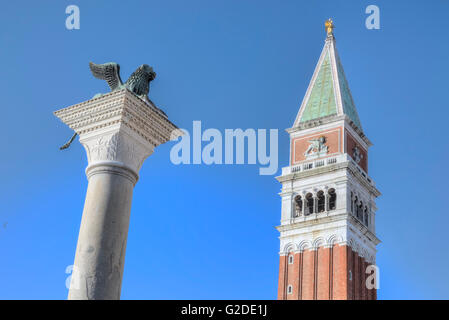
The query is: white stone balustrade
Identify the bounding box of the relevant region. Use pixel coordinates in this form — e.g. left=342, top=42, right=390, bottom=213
left=281, top=153, right=375, bottom=187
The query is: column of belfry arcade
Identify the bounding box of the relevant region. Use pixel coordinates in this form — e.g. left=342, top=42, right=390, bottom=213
left=55, top=62, right=181, bottom=300
left=275, top=19, right=381, bottom=300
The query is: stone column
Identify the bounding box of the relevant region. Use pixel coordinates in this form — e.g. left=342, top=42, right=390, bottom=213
left=291, top=195, right=297, bottom=218
left=54, top=89, right=181, bottom=300
left=301, top=195, right=306, bottom=216
left=324, top=187, right=329, bottom=212
left=313, top=194, right=318, bottom=214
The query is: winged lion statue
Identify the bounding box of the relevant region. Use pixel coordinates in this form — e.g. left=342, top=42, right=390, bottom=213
left=59, top=62, right=157, bottom=150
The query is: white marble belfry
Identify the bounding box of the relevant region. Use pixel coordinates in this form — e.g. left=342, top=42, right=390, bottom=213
left=54, top=89, right=181, bottom=300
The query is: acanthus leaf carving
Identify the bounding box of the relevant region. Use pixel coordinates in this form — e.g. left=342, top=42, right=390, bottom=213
left=83, top=132, right=151, bottom=175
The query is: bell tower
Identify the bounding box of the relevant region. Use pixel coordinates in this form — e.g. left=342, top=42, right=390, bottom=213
left=276, top=20, right=381, bottom=300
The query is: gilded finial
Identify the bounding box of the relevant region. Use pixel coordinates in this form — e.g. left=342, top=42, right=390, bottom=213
left=325, top=18, right=334, bottom=36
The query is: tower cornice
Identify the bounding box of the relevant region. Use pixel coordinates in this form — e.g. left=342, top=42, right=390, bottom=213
left=287, top=115, right=372, bottom=147
left=276, top=155, right=380, bottom=197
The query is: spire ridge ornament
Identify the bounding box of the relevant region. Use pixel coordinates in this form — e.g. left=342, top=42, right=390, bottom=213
left=325, top=18, right=334, bottom=36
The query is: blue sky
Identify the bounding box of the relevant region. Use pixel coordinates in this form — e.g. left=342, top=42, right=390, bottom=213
left=0, top=0, right=448, bottom=299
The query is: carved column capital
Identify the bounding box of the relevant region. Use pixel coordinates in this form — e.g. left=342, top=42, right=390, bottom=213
left=80, top=131, right=151, bottom=183
left=54, top=89, right=182, bottom=183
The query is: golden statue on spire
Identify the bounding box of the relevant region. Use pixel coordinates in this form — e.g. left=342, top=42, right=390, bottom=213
left=325, top=18, right=334, bottom=36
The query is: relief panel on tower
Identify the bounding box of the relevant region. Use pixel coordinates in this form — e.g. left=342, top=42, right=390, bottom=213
left=345, top=130, right=368, bottom=172
left=291, top=127, right=342, bottom=164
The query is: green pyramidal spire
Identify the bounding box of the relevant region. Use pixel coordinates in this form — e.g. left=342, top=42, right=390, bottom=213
left=294, top=29, right=362, bottom=131
left=299, top=51, right=337, bottom=122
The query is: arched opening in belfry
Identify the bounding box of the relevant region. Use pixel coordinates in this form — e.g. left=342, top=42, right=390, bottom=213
left=306, top=193, right=314, bottom=215
left=358, top=202, right=363, bottom=220
left=364, top=206, right=369, bottom=227
left=317, top=191, right=325, bottom=212
left=294, top=195, right=302, bottom=217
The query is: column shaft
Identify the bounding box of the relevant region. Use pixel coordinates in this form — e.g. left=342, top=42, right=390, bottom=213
left=68, top=165, right=137, bottom=300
